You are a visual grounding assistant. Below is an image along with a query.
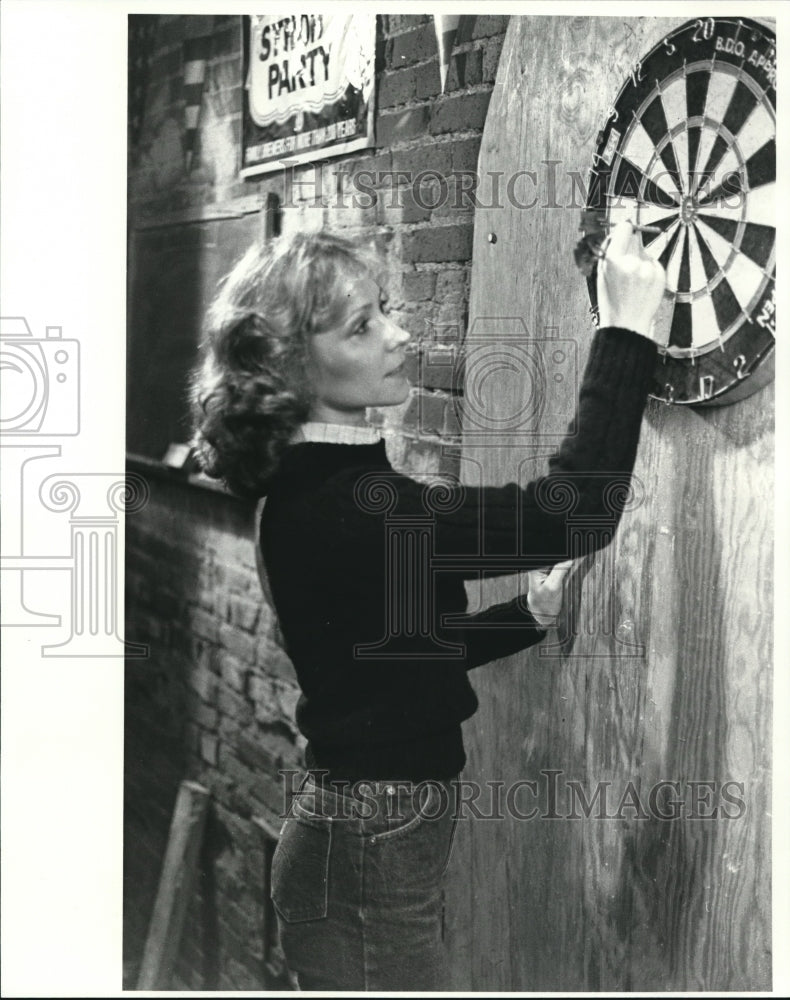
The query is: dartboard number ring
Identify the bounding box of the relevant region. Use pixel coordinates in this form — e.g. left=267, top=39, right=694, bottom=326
left=584, top=17, right=775, bottom=407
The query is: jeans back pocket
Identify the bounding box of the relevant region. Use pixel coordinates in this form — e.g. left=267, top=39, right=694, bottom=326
left=271, top=806, right=332, bottom=923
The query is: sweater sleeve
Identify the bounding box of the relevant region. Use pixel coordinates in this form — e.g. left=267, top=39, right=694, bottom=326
left=456, top=595, right=547, bottom=669
left=321, top=326, right=657, bottom=577
left=546, top=326, right=657, bottom=480
left=435, top=326, right=656, bottom=569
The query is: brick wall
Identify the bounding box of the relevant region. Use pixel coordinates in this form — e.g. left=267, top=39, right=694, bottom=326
left=124, top=12, right=508, bottom=989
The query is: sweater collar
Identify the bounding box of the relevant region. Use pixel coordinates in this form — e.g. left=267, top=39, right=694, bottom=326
left=293, top=421, right=383, bottom=445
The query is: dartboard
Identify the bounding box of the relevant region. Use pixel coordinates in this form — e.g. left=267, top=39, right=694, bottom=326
left=584, top=17, right=775, bottom=406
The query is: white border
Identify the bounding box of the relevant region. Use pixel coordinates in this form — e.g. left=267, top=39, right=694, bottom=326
left=0, top=2, right=786, bottom=997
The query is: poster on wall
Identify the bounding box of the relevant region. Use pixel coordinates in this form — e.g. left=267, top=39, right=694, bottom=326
left=241, top=13, right=376, bottom=177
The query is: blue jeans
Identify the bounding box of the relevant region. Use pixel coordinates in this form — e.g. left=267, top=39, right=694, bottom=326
left=271, top=772, right=460, bottom=991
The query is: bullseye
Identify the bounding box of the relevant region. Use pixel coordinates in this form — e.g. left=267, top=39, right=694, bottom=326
left=680, top=196, right=698, bottom=225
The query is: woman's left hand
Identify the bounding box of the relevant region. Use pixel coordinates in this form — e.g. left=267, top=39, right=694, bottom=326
left=527, top=561, right=574, bottom=627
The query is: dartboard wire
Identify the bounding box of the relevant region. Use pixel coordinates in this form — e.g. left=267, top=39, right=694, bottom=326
left=689, top=226, right=734, bottom=356
left=627, top=104, right=684, bottom=204
left=690, top=49, right=721, bottom=199
left=658, top=218, right=768, bottom=359
left=695, top=225, right=777, bottom=288
left=662, top=84, right=695, bottom=200
left=603, top=212, right=769, bottom=349
left=652, top=78, right=688, bottom=198
left=688, top=226, right=727, bottom=355
left=691, top=53, right=769, bottom=202
left=682, top=61, right=690, bottom=190
left=600, top=190, right=681, bottom=238
left=702, top=57, right=756, bottom=195
left=694, top=179, right=776, bottom=288
left=729, top=55, right=775, bottom=130
left=730, top=20, right=745, bottom=68
left=647, top=218, right=682, bottom=261
left=681, top=56, right=698, bottom=196
left=696, top=174, right=775, bottom=227
left=695, top=116, right=744, bottom=213
left=601, top=192, right=679, bottom=232
left=756, top=266, right=776, bottom=286
left=697, top=219, right=771, bottom=342
left=733, top=46, right=775, bottom=108
left=603, top=136, right=682, bottom=215
left=692, top=124, right=727, bottom=202
left=662, top=223, right=688, bottom=296
left=686, top=223, right=714, bottom=297
left=694, top=218, right=761, bottom=327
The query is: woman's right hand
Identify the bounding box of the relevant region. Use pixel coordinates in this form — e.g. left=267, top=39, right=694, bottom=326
left=596, top=220, right=667, bottom=343
left=527, top=560, right=574, bottom=628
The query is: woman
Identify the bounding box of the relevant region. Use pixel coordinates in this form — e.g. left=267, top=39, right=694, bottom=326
left=191, top=221, right=665, bottom=991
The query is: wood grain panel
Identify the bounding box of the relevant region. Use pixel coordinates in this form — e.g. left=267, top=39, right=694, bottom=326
left=444, top=15, right=772, bottom=991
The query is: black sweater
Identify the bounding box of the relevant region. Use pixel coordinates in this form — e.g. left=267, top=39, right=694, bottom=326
left=259, top=327, right=657, bottom=781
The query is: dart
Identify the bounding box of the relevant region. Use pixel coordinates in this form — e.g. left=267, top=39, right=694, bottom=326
left=615, top=223, right=661, bottom=234
left=579, top=210, right=661, bottom=235
left=574, top=212, right=663, bottom=276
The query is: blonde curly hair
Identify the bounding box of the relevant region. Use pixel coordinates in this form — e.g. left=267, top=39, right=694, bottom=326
left=190, top=229, right=382, bottom=497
